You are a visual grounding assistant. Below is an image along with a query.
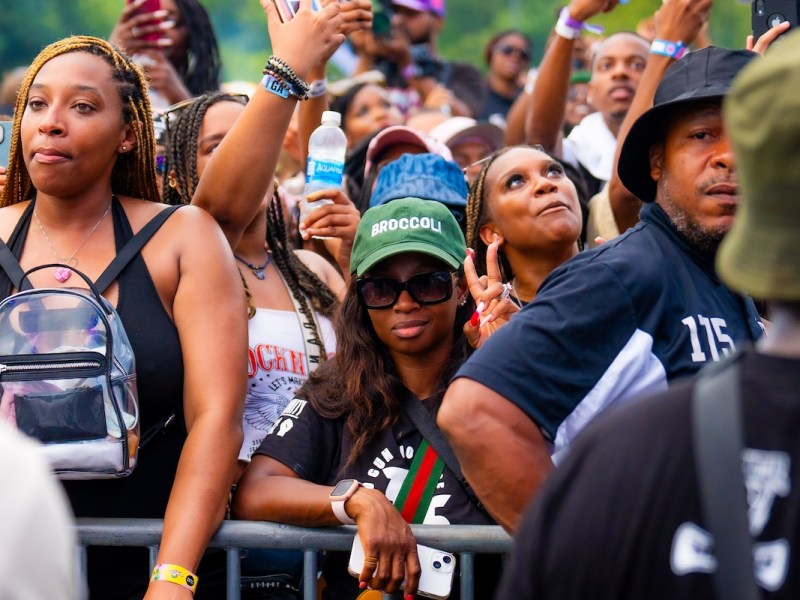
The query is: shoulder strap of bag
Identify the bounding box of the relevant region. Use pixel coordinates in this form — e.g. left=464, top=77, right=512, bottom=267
left=692, top=355, right=759, bottom=600
left=274, top=263, right=325, bottom=374
left=0, top=239, right=25, bottom=291
left=94, top=205, right=183, bottom=294
left=399, top=389, right=486, bottom=513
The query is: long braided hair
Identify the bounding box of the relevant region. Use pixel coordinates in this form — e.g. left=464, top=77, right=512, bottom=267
left=162, top=93, right=337, bottom=353
left=465, top=146, right=515, bottom=280
left=173, top=0, right=221, bottom=95
left=2, top=36, right=159, bottom=206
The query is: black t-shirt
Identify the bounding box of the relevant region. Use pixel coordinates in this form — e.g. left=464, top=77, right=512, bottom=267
left=478, top=85, right=521, bottom=123
left=256, top=396, right=500, bottom=599
left=497, top=349, right=800, bottom=599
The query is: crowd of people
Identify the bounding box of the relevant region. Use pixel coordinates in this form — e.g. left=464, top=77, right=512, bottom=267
left=0, top=0, right=799, bottom=598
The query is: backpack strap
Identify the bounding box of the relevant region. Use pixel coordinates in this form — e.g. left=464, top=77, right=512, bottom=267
left=0, top=239, right=26, bottom=291
left=692, top=353, right=759, bottom=600
left=399, top=389, right=487, bottom=514
left=95, top=205, right=183, bottom=294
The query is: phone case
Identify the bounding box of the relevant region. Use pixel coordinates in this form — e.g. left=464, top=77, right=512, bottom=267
left=752, top=0, right=797, bottom=42
left=348, top=536, right=455, bottom=600
left=127, top=0, right=162, bottom=42
left=272, top=0, right=322, bottom=23
left=0, top=121, right=12, bottom=169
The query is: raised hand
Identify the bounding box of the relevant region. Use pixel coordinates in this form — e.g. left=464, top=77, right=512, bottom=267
left=261, top=0, right=346, bottom=79
left=565, top=0, right=619, bottom=22
left=300, top=188, right=360, bottom=275
left=109, top=0, right=173, bottom=55
left=463, top=237, right=520, bottom=348
left=747, top=20, right=791, bottom=55
left=653, top=0, right=713, bottom=46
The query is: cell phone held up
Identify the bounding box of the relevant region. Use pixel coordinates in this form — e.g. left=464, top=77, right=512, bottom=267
left=752, top=0, right=798, bottom=43
left=348, top=535, right=456, bottom=600
left=127, top=0, right=162, bottom=42
left=272, top=0, right=322, bottom=23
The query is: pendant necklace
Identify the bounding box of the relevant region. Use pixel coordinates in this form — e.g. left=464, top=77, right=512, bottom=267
left=234, top=251, right=272, bottom=280
left=34, top=200, right=113, bottom=283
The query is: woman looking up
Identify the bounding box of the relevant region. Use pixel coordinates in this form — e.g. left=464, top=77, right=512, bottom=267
left=0, top=36, right=246, bottom=598
left=466, top=145, right=583, bottom=306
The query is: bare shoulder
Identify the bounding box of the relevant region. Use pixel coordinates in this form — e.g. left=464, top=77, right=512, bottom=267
left=294, top=248, right=338, bottom=279
left=0, top=201, right=32, bottom=244
left=118, top=197, right=225, bottom=241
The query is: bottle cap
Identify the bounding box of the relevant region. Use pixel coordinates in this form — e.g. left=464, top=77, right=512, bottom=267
left=321, top=111, right=342, bottom=126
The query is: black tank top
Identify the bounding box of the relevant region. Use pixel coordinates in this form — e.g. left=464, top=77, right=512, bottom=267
left=0, top=198, right=188, bottom=598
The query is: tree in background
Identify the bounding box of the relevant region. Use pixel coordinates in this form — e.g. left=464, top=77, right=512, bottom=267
left=0, top=1, right=753, bottom=86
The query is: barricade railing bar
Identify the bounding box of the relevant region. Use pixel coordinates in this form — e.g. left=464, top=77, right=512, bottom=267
left=75, top=519, right=512, bottom=600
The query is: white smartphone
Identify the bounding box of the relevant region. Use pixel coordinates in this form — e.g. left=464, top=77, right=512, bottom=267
left=348, top=535, right=455, bottom=600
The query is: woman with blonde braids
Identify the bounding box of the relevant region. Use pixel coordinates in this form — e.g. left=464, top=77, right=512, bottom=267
left=465, top=145, right=583, bottom=306
left=0, top=36, right=247, bottom=599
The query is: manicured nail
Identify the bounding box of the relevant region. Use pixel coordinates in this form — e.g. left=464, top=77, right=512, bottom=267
left=156, top=38, right=174, bottom=46
left=359, top=581, right=367, bottom=589
left=153, top=9, right=170, bottom=17
left=476, top=301, right=485, bottom=314
left=469, top=311, right=480, bottom=327
left=406, top=595, right=414, bottom=600
left=159, top=20, right=176, bottom=29
left=479, top=313, right=493, bottom=327
left=466, top=248, right=475, bottom=260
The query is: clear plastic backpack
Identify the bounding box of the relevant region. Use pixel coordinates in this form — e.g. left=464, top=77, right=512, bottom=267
left=0, top=204, right=181, bottom=479
left=0, top=266, right=138, bottom=478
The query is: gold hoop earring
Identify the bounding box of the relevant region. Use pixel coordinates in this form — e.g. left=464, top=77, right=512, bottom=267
left=168, top=174, right=178, bottom=189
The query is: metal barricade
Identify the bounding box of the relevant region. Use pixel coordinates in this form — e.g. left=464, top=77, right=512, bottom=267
left=76, top=519, right=512, bottom=600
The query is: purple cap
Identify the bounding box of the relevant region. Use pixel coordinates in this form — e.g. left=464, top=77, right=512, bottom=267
left=392, top=0, right=445, bottom=18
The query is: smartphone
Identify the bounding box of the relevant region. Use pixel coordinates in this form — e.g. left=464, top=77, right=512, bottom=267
left=348, top=535, right=455, bottom=600
left=127, top=0, right=162, bottom=42
left=0, top=121, right=12, bottom=169
left=273, top=0, right=322, bottom=23
left=752, top=0, right=798, bottom=43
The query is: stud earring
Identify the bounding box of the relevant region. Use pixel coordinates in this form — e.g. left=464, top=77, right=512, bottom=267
left=458, top=296, right=468, bottom=307
left=121, top=145, right=128, bottom=152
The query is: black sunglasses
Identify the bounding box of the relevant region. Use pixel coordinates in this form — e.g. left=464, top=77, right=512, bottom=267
left=357, top=270, right=457, bottom=309
left=496, top=45, right=530, bottom=62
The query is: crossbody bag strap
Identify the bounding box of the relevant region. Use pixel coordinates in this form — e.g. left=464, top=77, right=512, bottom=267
left=274, top=264, right=325, bottom=374
left=0, top=240, right=25, bottom=291
left=692, top=355, right=759, bottom=600
left=94, top=205, right=183, bottom=294
left=399, top=389, right=486, bottom=514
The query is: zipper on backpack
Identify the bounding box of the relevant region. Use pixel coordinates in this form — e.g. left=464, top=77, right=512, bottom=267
left=0, top=359, right=103, bottom=378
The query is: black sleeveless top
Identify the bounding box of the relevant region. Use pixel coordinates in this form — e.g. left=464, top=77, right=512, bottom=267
left=0, top=198, right=187, bottom=598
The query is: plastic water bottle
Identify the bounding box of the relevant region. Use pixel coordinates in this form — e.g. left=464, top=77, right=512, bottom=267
left=300, top=111, right=347, bottom=238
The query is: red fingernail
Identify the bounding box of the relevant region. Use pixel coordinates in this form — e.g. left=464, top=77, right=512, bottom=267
left=406, top=595, right=414, bottom=600
left=359, top=581, right=367, bottom=589
left=470, top=311, right=480, bottom=327
left=466, top=248, right=475, bottom=260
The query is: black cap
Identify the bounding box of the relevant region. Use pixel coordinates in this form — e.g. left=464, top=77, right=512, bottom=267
left=617, top=47, right=757, bottom=203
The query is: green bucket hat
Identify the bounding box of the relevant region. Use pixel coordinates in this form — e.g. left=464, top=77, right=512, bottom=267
left=718, top=30, right=800, bottom=300
left=350, top=198, right=466, bottom=277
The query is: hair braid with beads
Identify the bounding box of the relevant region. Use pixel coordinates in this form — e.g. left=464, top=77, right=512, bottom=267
left=2, top=35, right=159, bottom=206
left=173, top=0, right=221, bottom=96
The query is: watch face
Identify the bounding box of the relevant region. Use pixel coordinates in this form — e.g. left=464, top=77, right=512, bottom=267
left=332, top=479, right=357, bottom=497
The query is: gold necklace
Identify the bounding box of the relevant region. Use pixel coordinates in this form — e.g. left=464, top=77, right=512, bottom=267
left=34, top=200, right=112, bottom=283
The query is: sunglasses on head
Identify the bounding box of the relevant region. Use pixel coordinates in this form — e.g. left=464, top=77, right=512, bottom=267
left=357, top=270, right=458, bottom=309
left=160, top=93, right=249, bottom=134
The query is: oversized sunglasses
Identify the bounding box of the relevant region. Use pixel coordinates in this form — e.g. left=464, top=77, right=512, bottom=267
left=357, top=270, right=457, bottom=309
left=496, top=45, right=530, bottom=62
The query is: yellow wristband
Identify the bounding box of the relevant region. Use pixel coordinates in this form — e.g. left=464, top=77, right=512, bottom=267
left=151, top=563, right=199, bottom=594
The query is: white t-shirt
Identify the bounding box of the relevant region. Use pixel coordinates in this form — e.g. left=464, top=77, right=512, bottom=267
left=239, top=308, right=336, bottom=462
left=0, top=422, right=78, bottom=599
left=562, top=111, right=617, bottom=184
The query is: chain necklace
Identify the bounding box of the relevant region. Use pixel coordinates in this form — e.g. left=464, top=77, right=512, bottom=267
left=234, top=251, right=272, bottom=280
left=34, top=200, right=113, bottom=283
left=509, top=277, right=524, bottom=309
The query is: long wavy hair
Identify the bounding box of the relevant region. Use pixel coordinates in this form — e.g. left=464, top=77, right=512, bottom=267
left=2, top=36, right=159, bottom=206
left=298, top=268, right=474, bottom=468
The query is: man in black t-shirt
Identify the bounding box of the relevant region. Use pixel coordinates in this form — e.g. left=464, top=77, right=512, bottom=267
left=497, top=31, right=800, bottom=600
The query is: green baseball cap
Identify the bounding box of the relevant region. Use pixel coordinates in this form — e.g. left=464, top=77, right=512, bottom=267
left=718, top=30, right=800, bottom=300
left=350, top=198, right=467, bottom=277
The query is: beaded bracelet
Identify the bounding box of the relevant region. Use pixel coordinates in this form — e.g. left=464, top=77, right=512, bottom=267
left=151, top=563, right=199, bottom=594
left=263, top=56, right=310, bottom=97
left=262, top=68, right=308, bottom=100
